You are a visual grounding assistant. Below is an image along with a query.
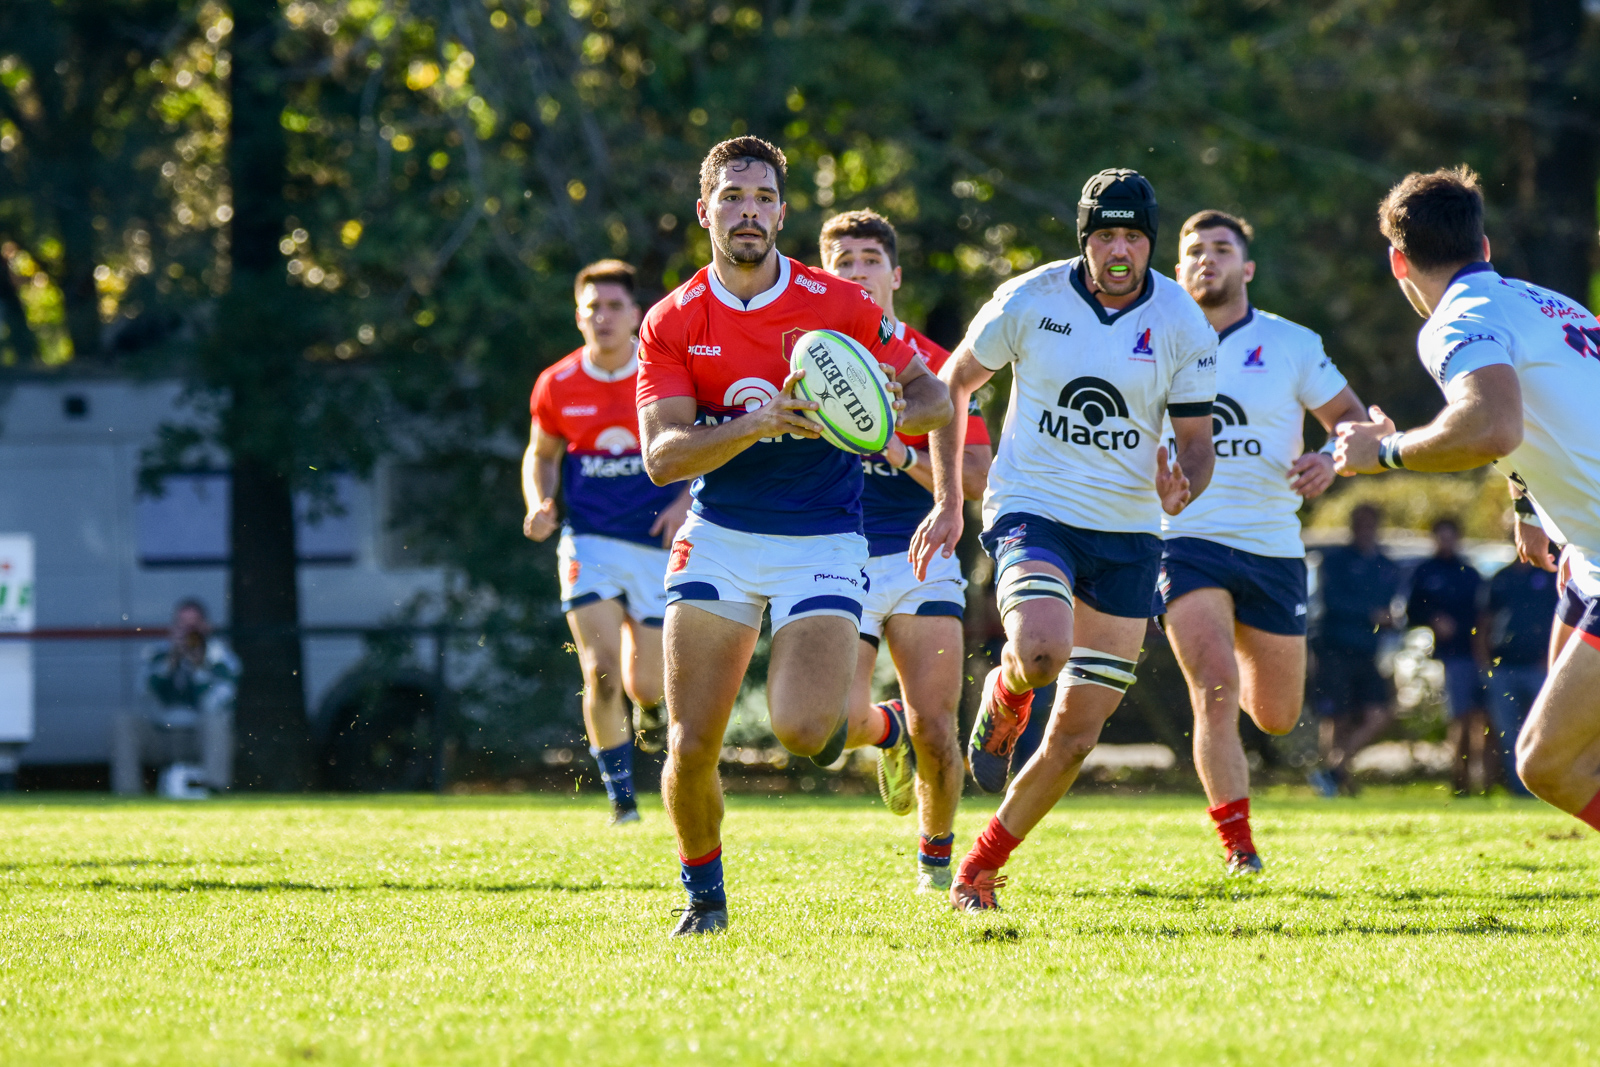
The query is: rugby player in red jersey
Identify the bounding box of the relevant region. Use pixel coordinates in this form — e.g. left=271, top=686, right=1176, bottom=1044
left=817, top=210, right=992, bottom=894
left=637, top=138, right=952, bottom=935
left=523, top=260, right=691, bottom=825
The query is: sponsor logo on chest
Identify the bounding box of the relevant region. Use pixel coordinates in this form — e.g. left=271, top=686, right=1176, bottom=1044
left=1038, top=316, right=1072, bottom=335
left=1037, top=376, right=1140, bottom=451
left=578, top=453, right=645, bottom=478
left=688, top=344, right=722, bottom=357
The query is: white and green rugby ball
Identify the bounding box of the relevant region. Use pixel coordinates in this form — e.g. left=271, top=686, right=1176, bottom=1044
left=790, top=329, right=896, bottom=455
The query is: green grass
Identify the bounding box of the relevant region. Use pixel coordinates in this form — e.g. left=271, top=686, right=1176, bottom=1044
left=2, top=789, right=1597, bottom=1065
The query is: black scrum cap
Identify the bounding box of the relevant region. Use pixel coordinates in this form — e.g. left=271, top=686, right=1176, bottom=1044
left=1076, top=169, right=1159, bottom=249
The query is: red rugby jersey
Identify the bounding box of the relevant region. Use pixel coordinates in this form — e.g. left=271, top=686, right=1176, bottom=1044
left=636, top=256, right=916, bottom=536
left=860, top=322, right=992, bottom=556
left=530, top=348, right=682, bottom=545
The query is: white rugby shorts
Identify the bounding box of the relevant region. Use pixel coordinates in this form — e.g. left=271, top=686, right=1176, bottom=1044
left=557, top=531, right=671, bottom=625
left=859, top=549, right=966, bottom=642
left=664, top=511, right=869, bottom=632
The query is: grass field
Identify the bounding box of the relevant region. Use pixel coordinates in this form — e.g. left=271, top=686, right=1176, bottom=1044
left=2, top=788, right=1597, bottom=1065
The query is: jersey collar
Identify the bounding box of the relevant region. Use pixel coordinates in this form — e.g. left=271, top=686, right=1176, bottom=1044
left=1216, top=305, right=1255, bottom=343
left=1069, top=257, right=1155, bottom=324
left=580, top=343, right=638, bottom=382
left=708, top=254, right=792, bottom=312
left=893, top=319, right=906, bottom=339
left=1447, top=260, right=1496, bottom=287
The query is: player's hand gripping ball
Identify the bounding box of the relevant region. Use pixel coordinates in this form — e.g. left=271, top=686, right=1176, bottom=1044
left=789, top=329, right=896, bottom=454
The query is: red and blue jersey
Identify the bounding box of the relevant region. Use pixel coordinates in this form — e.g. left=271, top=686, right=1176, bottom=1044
left=637, top=256, right=916, bottom=536
left=860, top=324, right=992, bottom=556
left=531, top=348, right=683, bottom=546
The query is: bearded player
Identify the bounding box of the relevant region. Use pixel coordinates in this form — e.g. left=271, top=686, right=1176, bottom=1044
left=637, top=138, right=952, bottom=935
left=1160, top=212, right=1368, bottom=873
left=817, top=209, right=993, bottom=894
left=912, top=169, right=1217, bottom=911
left=1336, top=166, right=1600, bottom=834
left=524, top=260, right=691, bottom=825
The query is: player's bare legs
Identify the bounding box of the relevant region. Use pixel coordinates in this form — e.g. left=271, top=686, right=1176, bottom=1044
left=566, top=600, right=647, bottom=821
left=1166, top=587, right=1303, bottom=869
left=886, top=615, right=965, bottom=840
left=620, top=616, right=667, bottom=750
left=999, top=562, right=1077, bottom=691
left=1516, top=637, right=1600, bottom=818
left=767, top=615, right=861, bottom=755
left=992, top=604, right=1147, bottom=833
left=661, top=604, right=757, bottom=860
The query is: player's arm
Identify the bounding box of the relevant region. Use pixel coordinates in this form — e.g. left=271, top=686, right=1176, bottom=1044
left=1287, top=386, right=1368, bottom=499
left=648, top=483, right=695, bottom=548
left=639, top=370, right=822, bottom=486
left=1160, top=415, right=1215, bottom=516
left=522, top=422, right=565, bottom=542
left=1508, top=477, right=1558, bottom=572
left=892, top=357, right=953, bottom=437
left=1335, top=364, right=1522, bottom=475
left=909, top=346, right=992, bottom=578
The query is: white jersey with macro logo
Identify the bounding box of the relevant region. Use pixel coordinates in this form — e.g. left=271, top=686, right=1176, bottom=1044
left=1419, top=263, right=1600, bottom=558
left=965, top=258, right=1217, bottom=535
left=1161, top=307, right=1347, bottom=558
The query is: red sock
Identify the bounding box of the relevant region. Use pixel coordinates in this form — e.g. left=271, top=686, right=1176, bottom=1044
left=875, top=705, right=894, bottom=746
left=994, top=675, right=1033, bottom=712
left=1578, top=790, right=1600, bottom=832
left=957, top=816, right=1023, bottom=882
left=1208, top=798, right=1255, bottom=856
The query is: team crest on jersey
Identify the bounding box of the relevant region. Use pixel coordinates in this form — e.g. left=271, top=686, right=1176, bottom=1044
left=679, top=283, right=707, bottom=306
left=1208, top=395, right=1262, bottom=457
left=794, top=274, right=827, bottom=295
left=1132, top=328, right=1154, bottom=356
left=1243, top=345, right=1265, bottom=369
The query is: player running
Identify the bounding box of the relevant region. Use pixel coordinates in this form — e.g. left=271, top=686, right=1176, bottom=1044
left=637, top=138, right=952, bottom=935
left=1336, top=165, right=1600, bottom=833
left=817, top=210, right=993, bottom=894
left=524, top=260, right=691, bottom=825
left=912, top=169, right=1218, bottom=912
left=1160, top=211, right=1368, bottom=874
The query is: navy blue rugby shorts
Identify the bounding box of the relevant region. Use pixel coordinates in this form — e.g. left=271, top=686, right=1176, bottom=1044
left=980, top=512, right=1162, bottom=619
left=1156, top=536, right=1309, bottom=637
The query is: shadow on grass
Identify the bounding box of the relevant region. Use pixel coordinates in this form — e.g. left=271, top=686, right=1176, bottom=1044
left=49, top=877, right=663, bottom=893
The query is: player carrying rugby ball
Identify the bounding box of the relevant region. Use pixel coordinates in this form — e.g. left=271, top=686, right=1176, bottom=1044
left=637, top=137, right=952, bottom=936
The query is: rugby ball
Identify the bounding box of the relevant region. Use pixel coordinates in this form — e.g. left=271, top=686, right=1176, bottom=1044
left=789, top=329, right=896, bottom=454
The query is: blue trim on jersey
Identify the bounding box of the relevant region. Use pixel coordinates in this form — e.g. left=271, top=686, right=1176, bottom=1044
left=1448, top=260, right=1496, bottom=285
left=691, top=405, right=864, bottom=536
left=789, top=594, right=863, bottom=619
left=561, top=452, right=683, bottom=546
left=1069, top=257, right=1156, bottom=325
left=666, top=581, right=721, bottom=603
left=1215, top=305, right=1255, bottom=343
left=915, top=600, right=965, bottom=618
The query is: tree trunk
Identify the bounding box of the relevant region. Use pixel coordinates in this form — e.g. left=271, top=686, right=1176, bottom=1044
left=222, top=0, right=313, bottom=789
left=1520, top=0, right=1600, bottom=302
left=0, top=261, right=38, bottom=364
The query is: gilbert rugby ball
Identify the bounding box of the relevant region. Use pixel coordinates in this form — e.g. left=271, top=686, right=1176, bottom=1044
left=790, top=329, right=896, bottom=454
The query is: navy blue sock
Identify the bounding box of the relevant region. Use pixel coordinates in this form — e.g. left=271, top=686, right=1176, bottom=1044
left=680, top=847, right=726, bottom=905
left=591, top=742, right=635, bottom=809
left=872, top=702, right=903, bottom=750
left=919, top=832, right=955, bottom=869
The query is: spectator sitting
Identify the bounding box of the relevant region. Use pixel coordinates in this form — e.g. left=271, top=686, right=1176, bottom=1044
left=112, top=598, right=237, bottom=797
left=1406, top=518, right=1489, bottom=795
left=1309, top=503, right=1401, bottom=796
left=1481, top=556, right=1558, bottom=797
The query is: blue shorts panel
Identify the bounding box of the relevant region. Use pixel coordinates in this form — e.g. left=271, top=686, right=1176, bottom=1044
left=980, top=512, right=1163, bottom=619
left=1558, top=582, right=1587, bottom=629
left=1158, top=537, right=1309, bottom=636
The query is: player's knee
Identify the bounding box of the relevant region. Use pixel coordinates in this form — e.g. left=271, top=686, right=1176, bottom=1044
left=1011, top=635, right=1071, bottom=688
left=668, top=720, right=722, bottom=771
left=1515, top=741, right=1563, bottom=800
left=770, top=716, right=834, bottom=758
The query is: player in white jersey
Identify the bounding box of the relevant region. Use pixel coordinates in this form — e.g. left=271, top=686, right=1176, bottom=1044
left=1336, top=166, right=1600, bottom=834
left=912, top=169, right=1218, bottom=911
left=1159, top=211, right=1368, bottom=873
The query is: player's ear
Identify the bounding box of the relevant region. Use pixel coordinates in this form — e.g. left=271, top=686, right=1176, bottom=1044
left=891, top=265, right=902, bottom=292
left=776, top=201, right=786, bottom=230
left=1482, top=235, right=1491, bottom=262
left=695, top=199, right=711, bottom=229
left=1388, top=245, right=1409, bottom=281
left=1242, top=259, right=1256, bottom=285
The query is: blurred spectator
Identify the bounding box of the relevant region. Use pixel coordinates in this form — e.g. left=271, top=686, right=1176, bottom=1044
left=112, top=598, right=237, bottom=797
left=1480, top=559, right=1558, bottom=796
left=1406, top=518, right=1488, bottom=795
left=1308, top=504, right=1400, bottom=795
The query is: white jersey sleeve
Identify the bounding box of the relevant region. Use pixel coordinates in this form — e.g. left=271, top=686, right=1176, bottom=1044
left=1166, top=312, right=1219, bottom=410
left=1420, top=301, right=1515, bottom=387
left=964, top=280, right=1030, bottom=371
left=1295, top=334, right=1348, bottom=411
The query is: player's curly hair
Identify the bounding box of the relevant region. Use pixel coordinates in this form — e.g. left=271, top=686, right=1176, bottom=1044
left=1178, top=210, right=1255, bottom=253
left=819, top=210, right=899, bottom=267
left=699, top=137, right=787, bottom=202
left=1378, top=166, right=1485, bottom=272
